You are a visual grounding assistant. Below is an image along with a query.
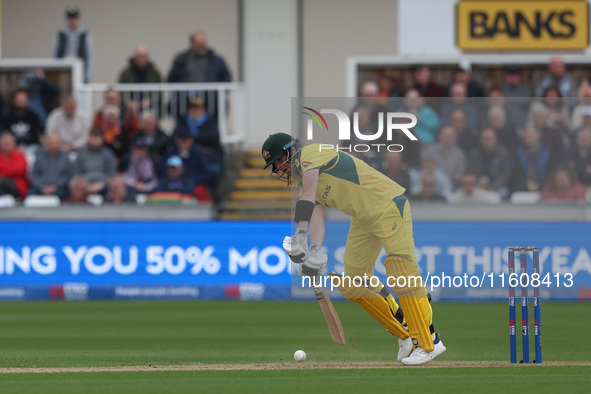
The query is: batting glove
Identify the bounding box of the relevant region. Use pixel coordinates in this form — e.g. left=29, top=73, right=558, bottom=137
left=282, top=228, right=309, bottom=264
left=299, top=244, right=328, bottom=276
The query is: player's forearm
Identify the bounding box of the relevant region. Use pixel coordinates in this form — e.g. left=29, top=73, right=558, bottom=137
left=299, top=189, right=316, bottom=207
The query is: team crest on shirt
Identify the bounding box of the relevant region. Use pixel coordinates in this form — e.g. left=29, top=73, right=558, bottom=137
left=262, top=150, right=271, bottom=160
left=301, top=161, right=313, bottom=167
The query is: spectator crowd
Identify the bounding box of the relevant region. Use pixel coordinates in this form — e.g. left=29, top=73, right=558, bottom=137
left=351, top=57, right=591, bottom=204
left=1, top=7, right=590, bottom=206
left=0, top=7, right=231, bottom=206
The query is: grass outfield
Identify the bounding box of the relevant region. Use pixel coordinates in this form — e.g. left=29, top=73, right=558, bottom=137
left=0, top=301, right=590, bottom=393
left=1, top=368, right=590, bottom=394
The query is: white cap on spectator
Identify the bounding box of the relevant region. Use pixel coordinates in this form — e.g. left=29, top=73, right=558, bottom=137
left=458, top=58, right=471, bottom=73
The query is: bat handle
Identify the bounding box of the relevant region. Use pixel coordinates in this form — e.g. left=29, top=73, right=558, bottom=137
left=310, top=276, right=324, bottom=300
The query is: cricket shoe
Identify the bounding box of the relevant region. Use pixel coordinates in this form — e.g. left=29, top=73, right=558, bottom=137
left=401, top=333, right=446, bottom=366
left=397, top=337, right=413, bottom=362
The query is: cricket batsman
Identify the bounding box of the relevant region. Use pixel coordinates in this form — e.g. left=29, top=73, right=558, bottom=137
left=262, top=132, right=446, bottom=365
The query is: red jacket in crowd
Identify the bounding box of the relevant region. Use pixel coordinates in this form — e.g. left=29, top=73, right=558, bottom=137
left=0, top=149, right=28, bottom=197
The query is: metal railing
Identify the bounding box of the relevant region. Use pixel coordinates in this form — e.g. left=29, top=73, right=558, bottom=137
left=0, top=58, right=246, bottom=145
left=76, top=82, right=246, bottom=145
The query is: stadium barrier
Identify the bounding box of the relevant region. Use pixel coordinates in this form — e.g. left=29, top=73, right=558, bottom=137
left=76, top=81, right=246, bottom=144
left=0, top=220, right=589, bottom=301
left=0, top=58, right=246, bottom=145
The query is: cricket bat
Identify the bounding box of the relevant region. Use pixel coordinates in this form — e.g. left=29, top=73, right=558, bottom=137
left=283, top=236, right=346, bottom=346
left=312, top=273, right=346, bottom=346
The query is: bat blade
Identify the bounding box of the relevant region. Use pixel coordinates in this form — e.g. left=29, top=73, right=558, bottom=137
left=312, top=279, right=346, bottom=346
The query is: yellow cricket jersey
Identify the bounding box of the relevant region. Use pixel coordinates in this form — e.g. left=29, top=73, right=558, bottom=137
left=294, top=144, right=406, bottom=225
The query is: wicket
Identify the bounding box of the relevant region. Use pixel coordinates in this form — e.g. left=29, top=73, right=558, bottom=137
left=508, top=246, right=542, bottom=364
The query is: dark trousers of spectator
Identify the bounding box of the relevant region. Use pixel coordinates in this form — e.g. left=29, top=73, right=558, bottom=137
left=28, top=185, right=70, bottom=200
left=0, top=178, right=20, bottom=198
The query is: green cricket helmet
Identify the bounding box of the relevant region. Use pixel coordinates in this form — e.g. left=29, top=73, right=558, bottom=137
left=261, top=133, right=302, bottom=182
left=261, top=133, right=300, bottom=169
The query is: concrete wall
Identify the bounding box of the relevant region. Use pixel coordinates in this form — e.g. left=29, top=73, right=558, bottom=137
left=302, top=0, right=398, bottom=97
left=243, top=0, right=400, bottom=146
left=243, top=0, right=298, bottom=148
left=398, top=0, right=457, bottom=55
left=1, top=0, right=239, bottom=83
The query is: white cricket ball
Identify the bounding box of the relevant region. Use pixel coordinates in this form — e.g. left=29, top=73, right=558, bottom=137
left=294, top=350, right=306, bottom=362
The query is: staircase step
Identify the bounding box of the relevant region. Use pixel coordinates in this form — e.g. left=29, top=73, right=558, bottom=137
left=245, top=157, right=265, bottom=168
left=240, top=168, right=270, bottom=178
left=234, top=179, right=286, bottom=189
left=247, top=148, right=260, bottom=156
left=218, top=149, right=295, bottom=220
left=231, top=190, right=293, bottom=200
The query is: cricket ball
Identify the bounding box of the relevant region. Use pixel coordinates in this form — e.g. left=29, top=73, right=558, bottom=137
left=294, top=350, right=306, bottom=362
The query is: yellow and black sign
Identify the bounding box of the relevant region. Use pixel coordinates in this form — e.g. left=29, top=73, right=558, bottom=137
left=457, top=0, right=589, bottom=51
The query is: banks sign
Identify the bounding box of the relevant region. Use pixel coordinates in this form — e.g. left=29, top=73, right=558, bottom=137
left=456, top=0, right=589, bottom=51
